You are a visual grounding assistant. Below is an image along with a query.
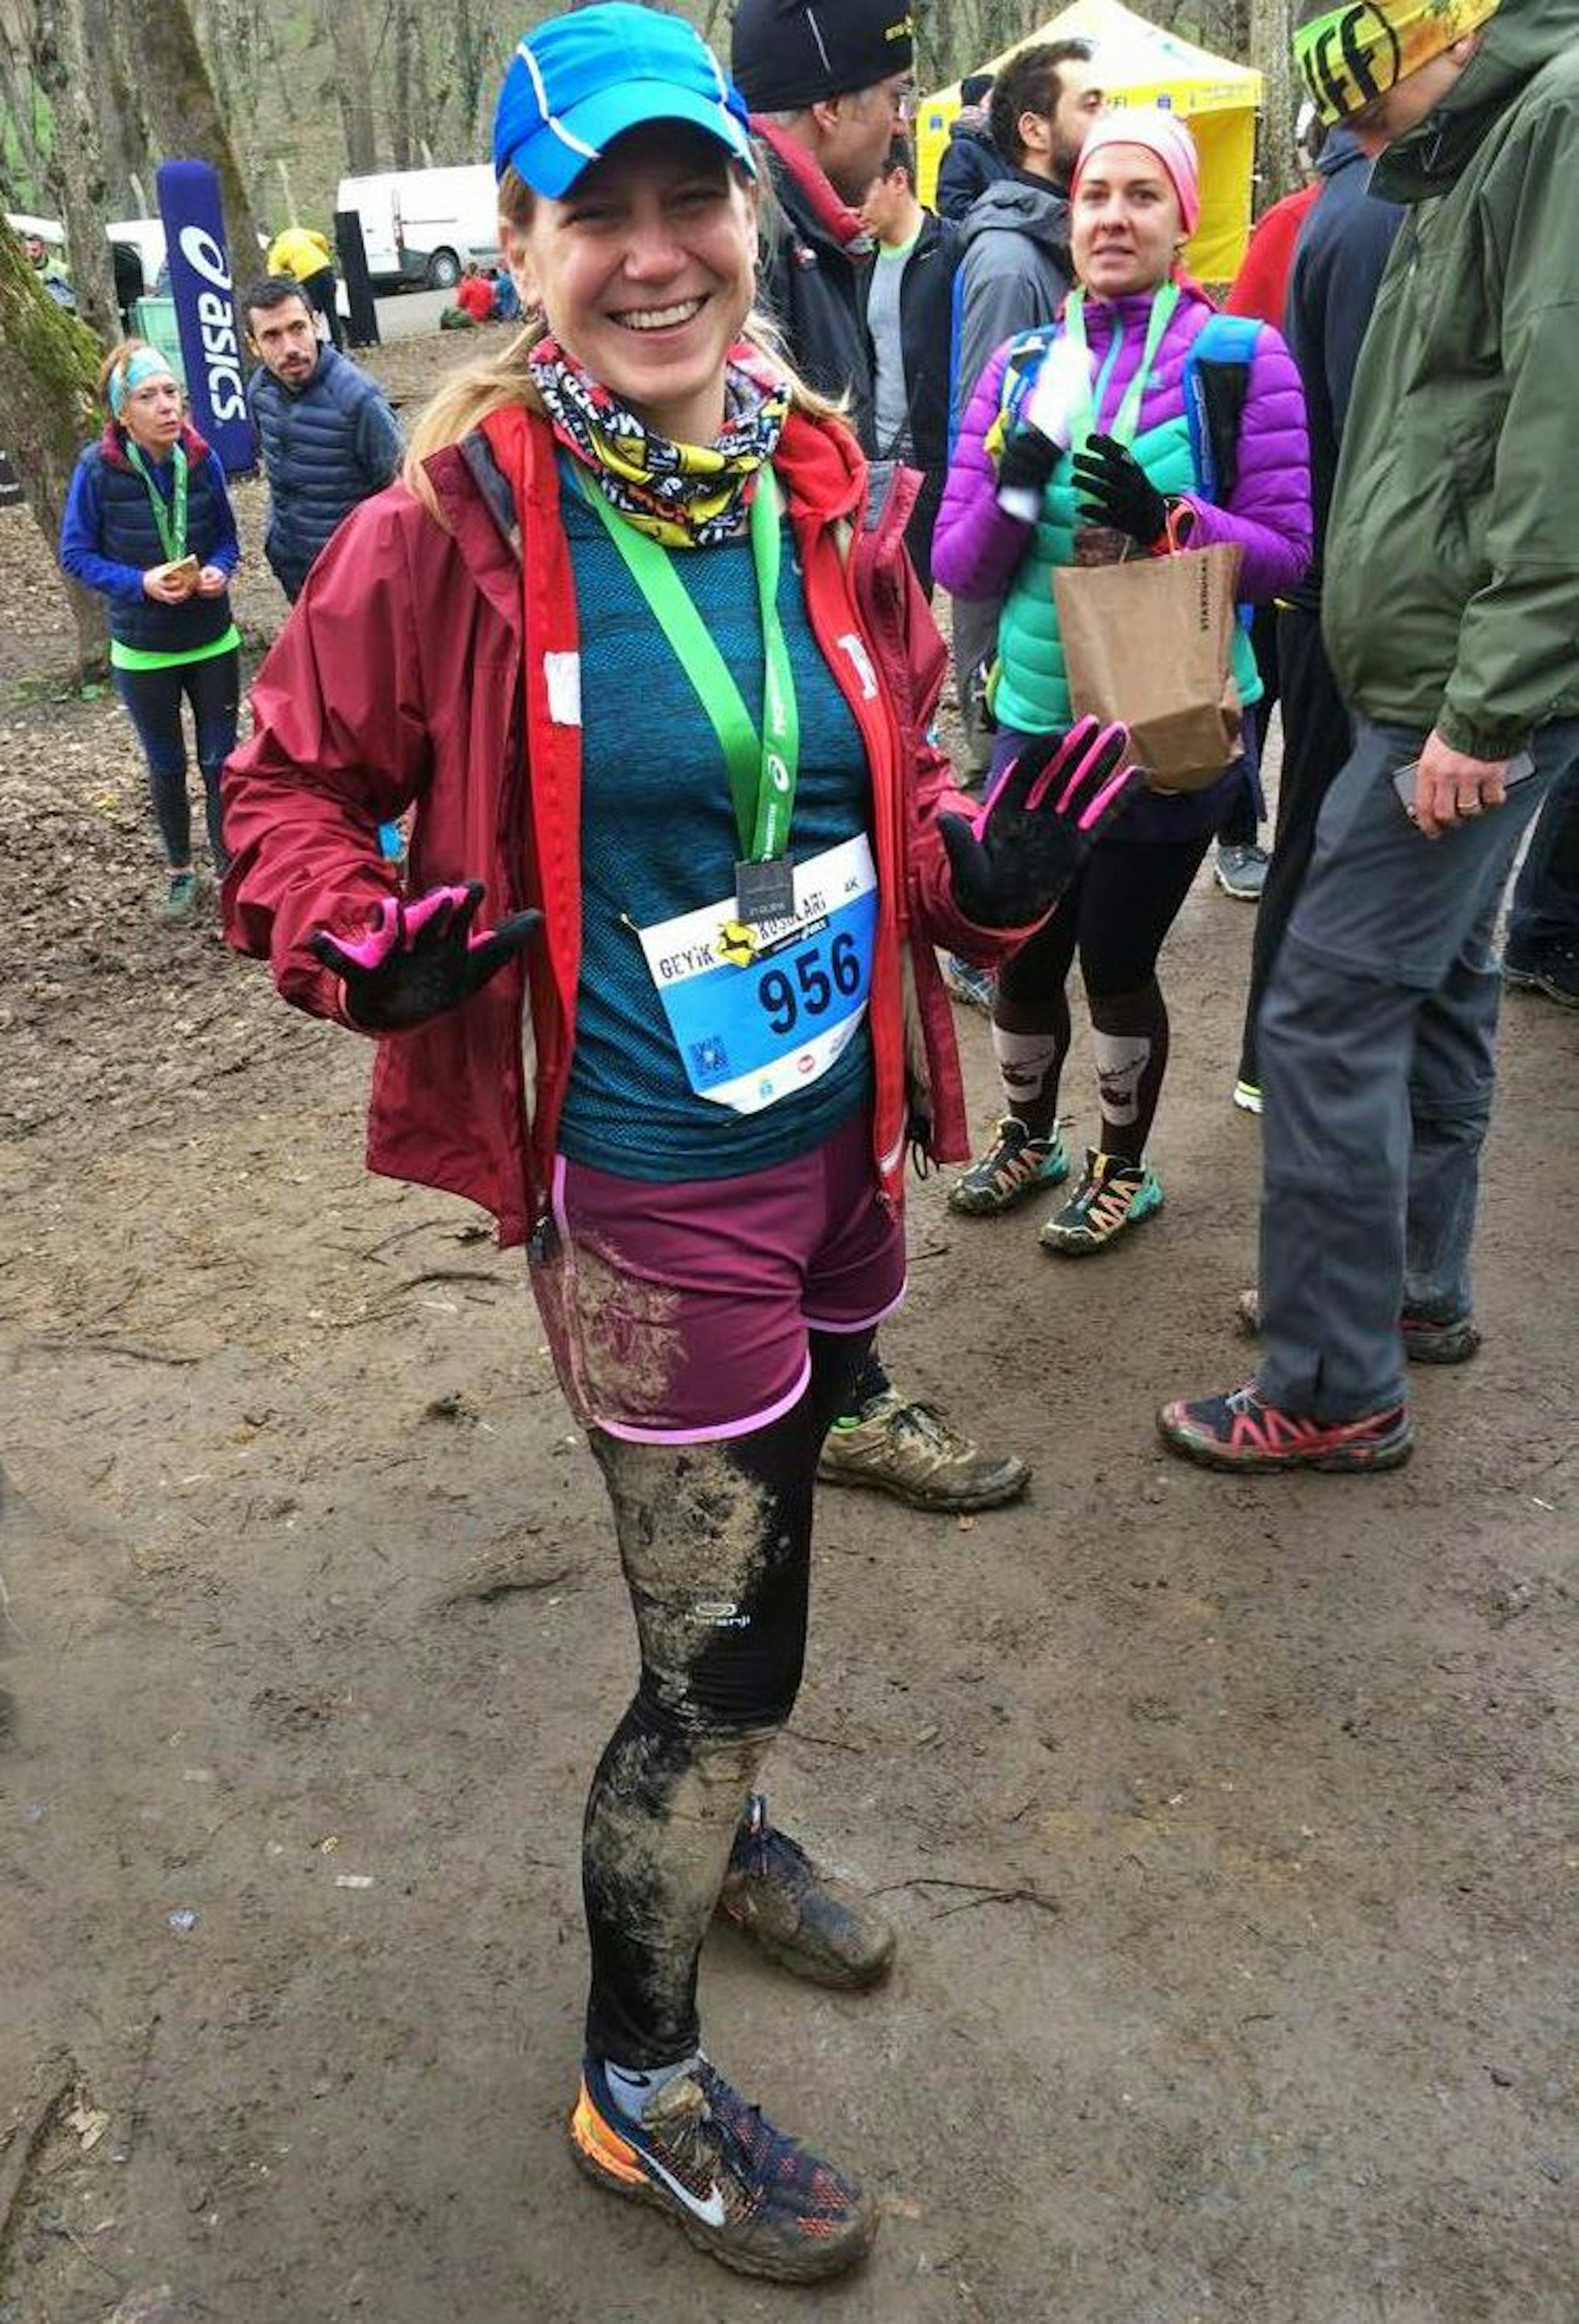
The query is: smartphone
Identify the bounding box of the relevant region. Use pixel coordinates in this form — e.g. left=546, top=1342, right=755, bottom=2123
left=1393, top=748, right=1535, bottom=814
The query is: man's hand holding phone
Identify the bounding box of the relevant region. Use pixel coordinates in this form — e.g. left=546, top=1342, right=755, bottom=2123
left=1399, top=731, right=1529, bottom=838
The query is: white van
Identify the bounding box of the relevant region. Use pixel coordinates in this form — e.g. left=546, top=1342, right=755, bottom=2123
left=336, top=165, right=501, bottom=292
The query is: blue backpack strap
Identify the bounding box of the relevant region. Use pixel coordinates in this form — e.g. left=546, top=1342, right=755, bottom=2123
left=947, top=264, right=968, bottom=458
left=1183, top=312, right=1263, bottom=506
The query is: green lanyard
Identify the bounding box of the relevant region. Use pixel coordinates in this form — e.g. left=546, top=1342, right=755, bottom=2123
left=125, top=439, right=189, bottom=564
left=1063, top=280, right=1181, bottom=455
left=579, top=466, right=800, bottom=865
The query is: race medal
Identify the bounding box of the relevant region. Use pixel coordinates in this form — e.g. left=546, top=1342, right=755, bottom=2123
left=735, top=857, right=797, bottom=926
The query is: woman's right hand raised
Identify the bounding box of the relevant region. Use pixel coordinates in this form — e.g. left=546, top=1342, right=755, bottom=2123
left=312, top=881, right=542, bottom=1031
left=938, top=719, right=1142, bottom=928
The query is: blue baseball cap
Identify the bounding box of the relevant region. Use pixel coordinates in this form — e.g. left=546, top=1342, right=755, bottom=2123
left=494, top=4, right=757, bottom=199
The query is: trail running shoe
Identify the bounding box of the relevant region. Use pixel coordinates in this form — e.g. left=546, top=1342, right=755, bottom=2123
left=718, top=1794, right=894, bottom=1989
left=817, top=1387, right=1030, bottom=1511
left=569, top=2056, right=877, bottom=2283
left=1040, top=1149, right=1162, bottom=1255
left=1503, top=947, right=1579, bottom=1008
left=948, top=1118, right=1070, bottom=1216
left=1236, top=1287, right=1482, bottom=1365
left=160, top=870, right=198, bottom=923
left=941, top=954, right=997, bottom=1014
left=1232, top=1078, right=1264, bottom=1115
left=1214, top=842, right=1269, bottom=900
left=1157, top=1382, right=1414, bottom=1473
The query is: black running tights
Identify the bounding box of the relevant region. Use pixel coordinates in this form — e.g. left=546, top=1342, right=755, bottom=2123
left=581, top=1327, right=873, bottom=2067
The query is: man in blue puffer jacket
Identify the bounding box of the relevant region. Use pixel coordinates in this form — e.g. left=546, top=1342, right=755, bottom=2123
left=242, top=276, right=402, bottom=602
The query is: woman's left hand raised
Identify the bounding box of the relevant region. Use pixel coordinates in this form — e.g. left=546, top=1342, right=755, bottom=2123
left=1070, top=434, right=1171, bottom=547
left=939, top=718, right=1142, bottom=928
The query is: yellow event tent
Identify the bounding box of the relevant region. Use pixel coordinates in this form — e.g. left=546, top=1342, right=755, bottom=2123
left=917, top=0, right=1263, bottom=283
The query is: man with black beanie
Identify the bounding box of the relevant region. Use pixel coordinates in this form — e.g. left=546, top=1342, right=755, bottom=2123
left=731, top=0, right=915, bottom=453
left=732, top=0, right=1034, bottom=1516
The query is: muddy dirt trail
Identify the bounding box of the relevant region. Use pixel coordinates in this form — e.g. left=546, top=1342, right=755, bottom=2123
left=1, top=348, right=1576, bottom=2322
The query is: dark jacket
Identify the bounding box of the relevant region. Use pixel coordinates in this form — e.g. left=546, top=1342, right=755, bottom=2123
left=245, top=345, right=402, bottom=601
left=952, top=171, right=1074, bottom=422
left=752, top=120, right=876, bottom=451
left=59, top=421, right=238, bottom=655
left=935, top=116, right=1012, bottom=223
left=1283, top=129, right=1402, bottom=605
left=1324, top=0, right=1579, bottom=755
left=859, top=211, right=961, bottom=477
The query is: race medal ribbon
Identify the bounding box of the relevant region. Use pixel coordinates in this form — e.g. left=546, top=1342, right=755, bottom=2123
left=125, top=439, right=190, bottom=563
left=581, top=465, right=801, bottom=924
left=1063, top=280, right=1180, bottom=456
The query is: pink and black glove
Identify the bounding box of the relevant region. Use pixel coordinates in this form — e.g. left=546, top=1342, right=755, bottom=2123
left=938, top=718, right=1140, bottom=927
left=311, top=881, right=541, bottom=1031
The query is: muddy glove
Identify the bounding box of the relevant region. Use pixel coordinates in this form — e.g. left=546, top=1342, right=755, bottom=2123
left=939, top=718, right=1141, bottom=927
left=1070, top=433, right=1171, bottom=547
left=995, top=422, right=1060, bottom=502
left=311, top=881, right=541, bottom=1031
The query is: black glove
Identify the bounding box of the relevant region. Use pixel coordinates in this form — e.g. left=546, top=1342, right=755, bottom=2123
left=995, top=422, right=1060, bottom=501
left=311, top=880, right=541, bottom=1031
left=1070, top=433, right=1170, bottom=546
left=939, top=718, right=1143, bottom=927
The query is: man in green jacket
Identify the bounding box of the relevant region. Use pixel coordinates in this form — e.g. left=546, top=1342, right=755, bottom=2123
left=1157, top=0, right=1579, bottom=1473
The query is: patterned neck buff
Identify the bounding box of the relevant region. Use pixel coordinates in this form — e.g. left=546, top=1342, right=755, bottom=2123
left=1295, top=0, right=1499, bottom=125
left=527, top=336, right=792, bottom=549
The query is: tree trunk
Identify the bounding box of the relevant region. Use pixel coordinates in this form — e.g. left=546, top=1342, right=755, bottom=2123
left=450, top=0, right=491, bottom=164
left=120, top=0, right=267, bottom=277
left=0, top=215, right=108, bottom=674
left=1250, top=0, right=1301, bottom=207
left=29, top=0, right=120, bottom=343
left=322, top=0, right=376, bottom=176
left=392, top=0, right=415, bottom=170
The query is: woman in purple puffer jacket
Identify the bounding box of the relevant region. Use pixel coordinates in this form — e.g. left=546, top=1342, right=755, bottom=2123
left=934, top=109, right=1310, bottom=1254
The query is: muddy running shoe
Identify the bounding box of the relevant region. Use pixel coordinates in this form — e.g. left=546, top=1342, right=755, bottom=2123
left=947, top=1117, right=1070, bottom=1216
left=1235, top=1287, right=1482, bottom=1365
left=1232, top=1078, right=1264, bottom=1115
left=941, top=954, right=997, bottom=1014
left=569, top=2056, right=877, bottom=2283
left=1214, top=842, right=1269, bottom=900
left=1157, top=1382, right=1414, bottom=1473
left=817, top=1388, right=1030, bottom=1511
left=1040, top=1148, right=1162, bottom=1255
left=160, top=870, right=198, bottom=923
left=718, top=1794, right=894, bottom=1990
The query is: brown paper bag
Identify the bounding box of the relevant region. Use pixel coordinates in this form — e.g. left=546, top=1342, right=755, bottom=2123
left=1052, top=541, right=1244, bottom=792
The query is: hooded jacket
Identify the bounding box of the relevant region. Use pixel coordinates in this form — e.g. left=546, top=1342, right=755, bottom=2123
left=752, top=120, right=877, bottom=451
left=222, top=405, right=1036, bottom=1250
left=952, top=172, right=1074, bottom=421
left=1323, top=0, right=1579, bottom=757
left=935, top=115, right=1012, bottom=223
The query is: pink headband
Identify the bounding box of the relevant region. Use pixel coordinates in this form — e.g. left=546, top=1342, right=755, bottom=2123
left=1072, top=107, right=1202, bottom=236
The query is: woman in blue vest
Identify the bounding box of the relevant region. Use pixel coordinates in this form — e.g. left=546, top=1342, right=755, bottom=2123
left=935, top=111, right=1310, bottom=1250
left=60, top=341, right=241, bottom=921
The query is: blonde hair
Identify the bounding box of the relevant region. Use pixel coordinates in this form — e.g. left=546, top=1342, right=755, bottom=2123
left=403, top=158, right=849, bottom=518
left=98, top=337, right=174, bottom=412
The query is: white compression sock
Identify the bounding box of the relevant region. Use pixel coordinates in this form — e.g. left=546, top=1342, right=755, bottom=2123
left=990, top=1025, right=1063, bottom=1114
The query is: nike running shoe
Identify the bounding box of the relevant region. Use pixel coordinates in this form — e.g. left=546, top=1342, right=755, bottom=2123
left=1040, top=1149, right=1162, bottom=1255
left=1232, top=1078, right=1264, bottom=1114
left=569, top=2056, right=876, bottom=2282
left=1235, top=1287, right=1482, bottom=1364
left=947, top=1118, right=1070, bottom=1216
left=718, top=1794, right=894, bottom=1989
left=1157, top=1382, right=1414, bottom=1473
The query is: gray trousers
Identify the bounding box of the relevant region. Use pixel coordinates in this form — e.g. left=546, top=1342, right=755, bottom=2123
left=1255, top=714, right=1574, bottom=1420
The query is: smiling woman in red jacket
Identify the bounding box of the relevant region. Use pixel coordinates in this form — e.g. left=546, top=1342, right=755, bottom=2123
left=222, top=5, right=1138, bottom=2282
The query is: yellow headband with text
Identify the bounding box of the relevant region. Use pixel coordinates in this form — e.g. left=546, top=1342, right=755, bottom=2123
left=1294, top=0, right=1498, bottom=125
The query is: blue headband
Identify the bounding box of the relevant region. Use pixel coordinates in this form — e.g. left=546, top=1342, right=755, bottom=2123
left=110, top=348, right=177, bottom=416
